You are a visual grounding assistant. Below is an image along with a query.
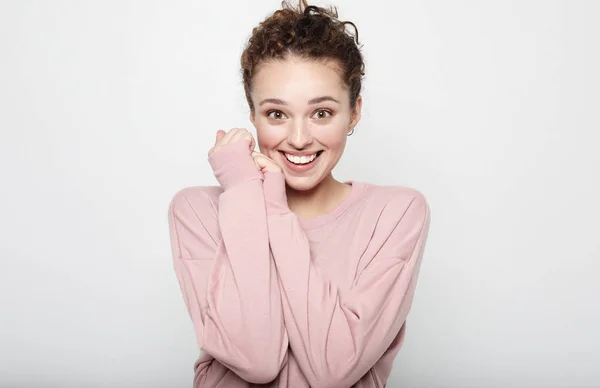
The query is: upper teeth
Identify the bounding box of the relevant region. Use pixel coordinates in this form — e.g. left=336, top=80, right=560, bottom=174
left=285, top=153, right=317, bottom=165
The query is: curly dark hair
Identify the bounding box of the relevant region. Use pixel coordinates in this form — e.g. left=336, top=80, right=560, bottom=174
left=241, top=0, right=365, bottom=112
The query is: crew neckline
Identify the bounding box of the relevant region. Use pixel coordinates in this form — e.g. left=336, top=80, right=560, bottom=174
left=298, top=180, right=368, bottom=230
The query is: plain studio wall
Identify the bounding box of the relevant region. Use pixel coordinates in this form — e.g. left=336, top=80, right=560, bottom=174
left=1, top=1, right=598, bottom=387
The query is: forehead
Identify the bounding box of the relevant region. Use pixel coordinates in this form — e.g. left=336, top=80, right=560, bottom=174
left=252, top=57, right=347, bottom=103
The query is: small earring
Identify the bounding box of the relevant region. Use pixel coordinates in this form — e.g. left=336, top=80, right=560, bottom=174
left=347, top=127, right=355, bottom=136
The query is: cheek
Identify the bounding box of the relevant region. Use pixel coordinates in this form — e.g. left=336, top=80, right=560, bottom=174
left=326, top=133, right=347, bottom=153
left=256, top=124, right=284, bottom=150
left=314, top=123, right=348, bottom=151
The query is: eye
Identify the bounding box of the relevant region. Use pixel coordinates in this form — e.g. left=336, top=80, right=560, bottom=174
left=267, top=110, right=287, bottom=120
left=312, top=109, right=333, bottom=119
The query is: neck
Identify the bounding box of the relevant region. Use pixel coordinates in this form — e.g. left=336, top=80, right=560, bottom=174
left=285, top=174, right=352, bottom=220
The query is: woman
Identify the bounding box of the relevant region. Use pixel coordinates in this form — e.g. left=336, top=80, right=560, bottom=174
left=167, top=1, right=431, bottom=387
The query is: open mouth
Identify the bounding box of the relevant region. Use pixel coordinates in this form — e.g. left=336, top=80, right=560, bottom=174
left=281, top=151, right=323, bottom=166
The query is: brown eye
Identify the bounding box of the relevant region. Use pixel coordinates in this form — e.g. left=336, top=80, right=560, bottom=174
left=313, top=109, right=332, bottom=119
left=267, top=110, right=286, bottom=120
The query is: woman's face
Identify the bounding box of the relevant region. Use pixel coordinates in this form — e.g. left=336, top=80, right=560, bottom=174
left=250, top=56, right=362, bottom=192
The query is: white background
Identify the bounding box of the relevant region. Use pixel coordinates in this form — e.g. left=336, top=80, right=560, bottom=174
left=1, top=1, right=599, bottom=387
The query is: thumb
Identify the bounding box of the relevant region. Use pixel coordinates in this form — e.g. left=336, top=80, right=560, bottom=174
left=251, top=151, right=262, bottom=171
left=215, top=130, right=226, bottom=142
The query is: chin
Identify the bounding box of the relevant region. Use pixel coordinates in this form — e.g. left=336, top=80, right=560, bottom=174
left=281, top=173, right=325, bottom=192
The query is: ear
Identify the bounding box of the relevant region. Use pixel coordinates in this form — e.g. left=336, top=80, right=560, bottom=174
left=350, top=95, right=363, bottom=129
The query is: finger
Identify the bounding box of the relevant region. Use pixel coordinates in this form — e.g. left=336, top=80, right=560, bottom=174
left=213, top=131, right=219, bottom=148
left=248, top=134, right=256, bottom=152
left=216, top=130, right=226, bottom=143
left=252, top=152, right=277, bottom=168
left=253, top=152, right=275, bottom=163
left=209, top=130, right=228, bottom=156
left=227, top=128, right=248, bottom=143
left=251, top=151, right=261, bottom=170
left=218, top=128, right=240, bottom=146
left=209, top=129, right=233, bottom=156
left=229, top=129, right=255, bottom=151
left=252, top=151, right=264, bottom=167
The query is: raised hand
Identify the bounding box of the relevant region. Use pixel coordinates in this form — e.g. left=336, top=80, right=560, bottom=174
left=208, top=128, right=256, bottom=157
left=252, top=151, right=283, bottom=174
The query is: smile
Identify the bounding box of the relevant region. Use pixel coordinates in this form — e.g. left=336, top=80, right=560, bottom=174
left=283, top=152, right=319, bottom=165
left=279, top=151, right=323, bottom=173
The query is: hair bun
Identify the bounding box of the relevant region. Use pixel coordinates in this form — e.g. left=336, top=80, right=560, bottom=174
left=241, top=0, right=365, bottom=111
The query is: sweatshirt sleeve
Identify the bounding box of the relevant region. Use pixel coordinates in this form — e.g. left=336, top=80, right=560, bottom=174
left=261, top=171, right=430, bottom=388
left=167, top=141, right=288, bottom=384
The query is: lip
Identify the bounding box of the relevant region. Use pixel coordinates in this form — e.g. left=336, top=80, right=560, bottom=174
left=279, top=151, right=321, bottom=173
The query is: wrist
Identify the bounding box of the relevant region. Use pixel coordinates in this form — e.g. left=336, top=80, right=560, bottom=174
left=263, top=171, right=290, bottom=215
left=208, top=140, right=263, bottom=190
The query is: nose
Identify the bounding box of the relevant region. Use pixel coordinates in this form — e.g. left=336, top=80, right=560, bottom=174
left=287, top=119, right=313, bottom=149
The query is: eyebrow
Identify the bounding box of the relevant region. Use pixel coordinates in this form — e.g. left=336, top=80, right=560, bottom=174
left=259, top=96, right=340, bottom=106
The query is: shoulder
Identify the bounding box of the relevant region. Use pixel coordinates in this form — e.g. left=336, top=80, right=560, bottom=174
left=347, top=183, right=430, bottom=262
left=167, top=186, right=225, bottom=258
left=168, top=185, right=224, bottom=219
left=361, top=183, right=430, bottom=224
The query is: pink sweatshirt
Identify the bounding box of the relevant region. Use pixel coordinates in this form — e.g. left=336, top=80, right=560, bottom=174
left=167, top=139, right=431, bottom=388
